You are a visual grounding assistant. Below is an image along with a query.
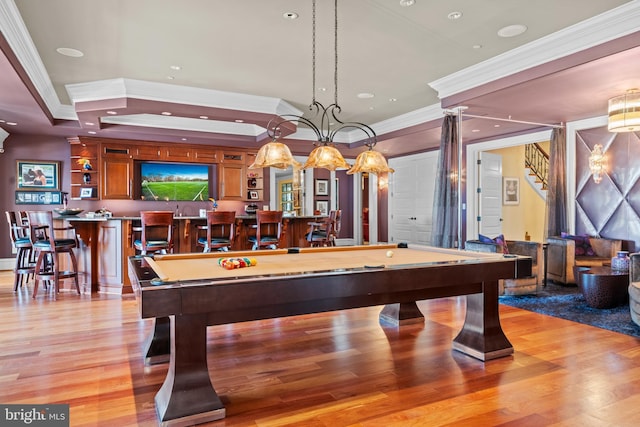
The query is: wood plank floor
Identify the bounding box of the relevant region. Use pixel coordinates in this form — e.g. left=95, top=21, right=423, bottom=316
left=2, top=271, right=640, bottom=426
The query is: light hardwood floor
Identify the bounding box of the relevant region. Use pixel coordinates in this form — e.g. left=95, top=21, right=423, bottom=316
left=2, top=270, right=640, bottom=426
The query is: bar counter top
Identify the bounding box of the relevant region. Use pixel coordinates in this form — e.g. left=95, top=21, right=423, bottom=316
left=56, top=213, right=326, bottom=294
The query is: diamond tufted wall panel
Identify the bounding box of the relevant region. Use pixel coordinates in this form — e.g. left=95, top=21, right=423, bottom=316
left=575, top=127, right=640, bottom=251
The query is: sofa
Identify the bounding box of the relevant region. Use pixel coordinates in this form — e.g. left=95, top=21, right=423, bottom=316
left=546, top=236, right=622, bottom=285
left=465, top=239, right=543, bottom=295
left=629, top=253, right=640, bottom=327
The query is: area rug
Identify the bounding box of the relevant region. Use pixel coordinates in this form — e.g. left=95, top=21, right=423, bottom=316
left=499, top=282, right=640, bottom=338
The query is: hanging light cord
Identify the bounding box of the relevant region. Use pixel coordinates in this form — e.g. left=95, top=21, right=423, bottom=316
left=266, top=0, right=378, bottom=149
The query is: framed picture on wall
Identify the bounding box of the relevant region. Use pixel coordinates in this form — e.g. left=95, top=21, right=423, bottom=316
left=503, top=177, right=519, bottom=205
left=80, top=188, right=94, bottom=198
left=16, top=160, right=60, bottom=190
left=315, top=200, right=329, bottom=216
left=315, top=179, right=328, bottom=196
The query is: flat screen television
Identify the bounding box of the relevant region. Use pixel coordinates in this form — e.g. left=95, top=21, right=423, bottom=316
left=138, top=161, right=211, bottom=201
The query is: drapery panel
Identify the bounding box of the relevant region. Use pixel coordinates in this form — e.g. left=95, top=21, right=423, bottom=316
left=544, top=127, right=567, bottom=238
left=431, top=114, right=459, bottom=248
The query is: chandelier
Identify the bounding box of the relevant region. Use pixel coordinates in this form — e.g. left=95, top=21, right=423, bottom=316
left=249, top=0, right=393, bottom=175
left=608, top=89, right=640, bottom=132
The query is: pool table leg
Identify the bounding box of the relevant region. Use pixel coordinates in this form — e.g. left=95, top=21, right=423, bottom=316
left=452, top=280, right=513, bottom=361
left=379, top=302, right=425, bottom=326
left=143, top=317, right=170, bottom=365
left=155, top=313, right=225, bottom=425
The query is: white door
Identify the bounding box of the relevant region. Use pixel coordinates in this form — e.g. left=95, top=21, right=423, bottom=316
left=389, top=152, right=438, bottom=245
left=478, top=151, right=503, bottom=237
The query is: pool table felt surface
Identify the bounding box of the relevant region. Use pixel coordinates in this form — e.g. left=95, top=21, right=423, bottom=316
left=147, top=244, right=504, bottom=284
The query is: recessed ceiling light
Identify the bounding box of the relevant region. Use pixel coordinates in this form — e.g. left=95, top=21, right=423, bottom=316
left=369, top=107, right=375, bottom=110
left=181, top=138, right=187, bottom=141
left=84, top=122, right=94, bottom=126
left=357, top=92, right=375, bottom=99
left=389, top=98, right=397, bottom=102
left=447, top=11, right=462, bottom=20
left=170, top=65, right=182, bottom=71
left=473, top=44, right=483, bottom=49
left=88, top=131, right=96, bottom=134
left=0, top=119, right=6, bottom=123
left=56, top=47, right=84, bottom=57
left=318, top=87, right=327, bottom=92
left=497, top=24, right=527, bottom=38
left=283, top=12, right=298, bottom=20
left=106, top=111, right=117, bottom=115
left=161, top=112, right=172, bottom=116
left=399, top=0, right=415, bottom=7
left=167, top=76, right=175, bottom=80
left=472, top=129, right=480, bottom=133
left=494, top=124, right=500, bottom=128
left=199, top=116, right=209, bottom=120
left=235, top=119, right=244, bottom=123
left=6, top=121, right=17, bottom=126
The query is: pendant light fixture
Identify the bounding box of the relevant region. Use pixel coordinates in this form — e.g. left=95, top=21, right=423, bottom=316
left=250, top=0, right=393, bottom=175
left=608, top=89, right=640, bottom=132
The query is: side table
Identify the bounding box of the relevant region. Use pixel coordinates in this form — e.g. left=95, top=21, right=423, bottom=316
left=577, top=266, right=629, bottom=309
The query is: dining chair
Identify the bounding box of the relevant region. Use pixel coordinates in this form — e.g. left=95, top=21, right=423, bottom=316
left=27, top=210, right=80, bottom=298
left=5, top=211, right=35, bottom=291
left=133, top=211, right=175, bottom=255
left=197, top=211, right=236, bottom=252
left=249, top=210, right=283, bottom=250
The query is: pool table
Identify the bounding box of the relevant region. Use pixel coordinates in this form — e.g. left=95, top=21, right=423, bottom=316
left=128, top=243, right=531, bottom=426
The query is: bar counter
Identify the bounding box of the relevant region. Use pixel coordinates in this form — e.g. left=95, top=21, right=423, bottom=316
left=58, top=214, right=325, bottom=295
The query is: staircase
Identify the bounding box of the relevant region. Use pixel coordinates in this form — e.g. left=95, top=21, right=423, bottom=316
left=524, top=143, right=548, bottom=199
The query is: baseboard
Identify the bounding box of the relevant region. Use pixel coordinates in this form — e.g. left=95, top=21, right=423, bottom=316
left=0, top=258, right=14, bottom=271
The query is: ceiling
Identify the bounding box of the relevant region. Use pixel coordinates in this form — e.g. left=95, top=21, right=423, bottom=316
left=1, top=0, right=639, bottom=159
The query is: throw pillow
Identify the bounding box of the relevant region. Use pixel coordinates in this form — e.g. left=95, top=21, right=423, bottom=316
left=478, top=233, right=509, bottom=254
left=560, top=232, right=596, bottom=256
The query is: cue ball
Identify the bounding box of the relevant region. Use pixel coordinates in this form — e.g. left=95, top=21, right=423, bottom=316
left=386, top=250, right=394, bottom=258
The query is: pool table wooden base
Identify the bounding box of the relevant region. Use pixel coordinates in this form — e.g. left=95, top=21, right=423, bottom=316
left=130, top=245, right=529, bottom=425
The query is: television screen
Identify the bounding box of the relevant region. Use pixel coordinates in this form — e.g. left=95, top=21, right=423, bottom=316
left=139, top=162, right=210, bottom=201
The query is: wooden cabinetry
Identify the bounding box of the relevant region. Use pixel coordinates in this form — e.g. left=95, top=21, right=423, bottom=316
left=218, top=151, right=246, bottom=200
left=101, top=143, right=133, bottom=199
left=193, top=147, right=218, bottom=162
left=69, top=138, right=100, bottom=200
left=68, top=138, right=259, bottom=201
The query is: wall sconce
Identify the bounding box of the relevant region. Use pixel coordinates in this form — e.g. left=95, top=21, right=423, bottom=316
left=608, top=89, right=640, bottom=132
left=588, top=144, right=606, bottom=184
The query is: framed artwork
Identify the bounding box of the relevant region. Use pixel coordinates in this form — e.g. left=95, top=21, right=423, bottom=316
left=80, top=188, right=94, bottom=198
left=503, top=177, right=519, bottom=205
left=16, top=160, right=60, bottom=190
left=315, top=200, right=329, bottom=216
left=315, top=179, right=328, bottom=196
left=248, top=190, right=259, bottom=200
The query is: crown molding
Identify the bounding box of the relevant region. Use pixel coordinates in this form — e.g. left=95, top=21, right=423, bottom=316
left=0, top=0, right=73, bottom=119
left=101, top=113, right=264, bottom=136
left=429, top=1, right=640, bottom=99
left=66, top=78, right=302, bottom=117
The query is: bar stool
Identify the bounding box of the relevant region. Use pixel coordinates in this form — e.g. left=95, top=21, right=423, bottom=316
left=5, top=211, right=35, bottom=291
left=307, top=210, right=341, bottom=247
left=249, top=210, right=283, bottom=250
left=27, top=210, right=80, bottom=298
left=133, top=211, right=175, bottom=255
left=197, top=211, right=236, bottom=252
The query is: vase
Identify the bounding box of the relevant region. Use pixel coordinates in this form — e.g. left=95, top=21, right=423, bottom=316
left=611, top=251, right=630, bottom=272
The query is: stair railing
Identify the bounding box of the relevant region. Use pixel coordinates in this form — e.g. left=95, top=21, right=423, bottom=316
left=525, top=143, right=548, bottom=190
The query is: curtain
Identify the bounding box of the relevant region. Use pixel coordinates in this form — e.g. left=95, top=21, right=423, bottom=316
left=544, top=127, right=567, bottom=238
left=431, top=114, right=459, bottom=248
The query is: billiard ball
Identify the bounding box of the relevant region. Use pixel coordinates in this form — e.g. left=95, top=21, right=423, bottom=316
left=386, top=250, right=394, bottom=258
